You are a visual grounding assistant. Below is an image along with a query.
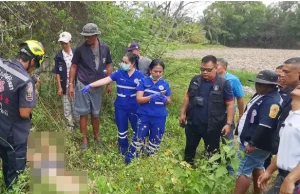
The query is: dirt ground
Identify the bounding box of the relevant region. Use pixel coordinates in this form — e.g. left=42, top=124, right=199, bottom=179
left=167, top=47, right=300, bottom=73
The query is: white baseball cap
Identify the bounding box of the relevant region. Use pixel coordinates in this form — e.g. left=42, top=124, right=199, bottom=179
left=58, top=32, right=72, bottom=43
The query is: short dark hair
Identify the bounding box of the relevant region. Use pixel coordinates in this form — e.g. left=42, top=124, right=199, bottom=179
left=276, top=65, right=283, bottom=70
left=202, top=55, right=217, bottom=64
left=284, top=57, right=300, bottom=65
left=216, top=58, right=228, bottom=69
left=16, top=52, right=31, bottom=62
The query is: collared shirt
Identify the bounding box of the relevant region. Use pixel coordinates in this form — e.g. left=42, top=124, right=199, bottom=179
left=277, top=110, right=300, bottom=172
left=110, top=69, right=144, bottom=110
left=278, top=86, right=293, bottom=108
left=136, top=77, right=171, bottom=117
left=237, top=90, right=282, bottom=150
left=72, top=40, right=112, bottom=85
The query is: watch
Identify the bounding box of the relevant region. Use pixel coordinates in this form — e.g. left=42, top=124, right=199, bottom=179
left=226, top=123, right=233, bottom=127
left=248, top=141, right=255, bottom=147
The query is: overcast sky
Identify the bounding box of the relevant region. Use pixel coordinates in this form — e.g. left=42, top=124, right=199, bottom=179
left=186, top=0, right=277, bottom=19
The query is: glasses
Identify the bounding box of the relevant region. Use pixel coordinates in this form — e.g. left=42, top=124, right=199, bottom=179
left=200, top=67, right=214, bottom=72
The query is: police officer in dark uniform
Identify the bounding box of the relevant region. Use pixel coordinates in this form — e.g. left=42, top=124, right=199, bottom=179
left=264, top=64, right=293, bottom=169
left=179, top=55, right=235, bottom=165
left=266, top=58, right=300, bottom=170
left=0, top=40, right=46, bottom=188
left=234, top=70, right=282, bottom=194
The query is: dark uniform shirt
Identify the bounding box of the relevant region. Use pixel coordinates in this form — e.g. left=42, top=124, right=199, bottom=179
left=238, top=90, right=281, bottom=151
left=72, top=40, right=112, bottom=85
left=52, top=48, right=76, bottom=95
left=278, top=86, right=292, bottom=108
left=0, top=59, right=36, bottom=144
left=192, top=77, right=234, bottom=125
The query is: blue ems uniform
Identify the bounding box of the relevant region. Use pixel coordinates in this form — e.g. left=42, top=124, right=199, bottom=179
left=110, top=69, right=144, bottom=155
left=125, top=77, right=171, bottom=163
left=237, top=90, right=281, bottom=177
left=0, top=58, right=36, bottom=188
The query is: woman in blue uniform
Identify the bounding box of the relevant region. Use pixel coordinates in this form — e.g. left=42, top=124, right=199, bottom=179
left=81, top=52, right=144, bottom=155
left=125, top=59, right=172, bottom=164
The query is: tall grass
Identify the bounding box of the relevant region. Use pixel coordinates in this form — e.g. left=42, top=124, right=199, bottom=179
left=0, top=58, right=257, bottom=194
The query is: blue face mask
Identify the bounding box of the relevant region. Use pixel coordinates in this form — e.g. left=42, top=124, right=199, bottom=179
left=150, top=75, right=161, bottom=81
left=120, top=63, right=131, bottom=71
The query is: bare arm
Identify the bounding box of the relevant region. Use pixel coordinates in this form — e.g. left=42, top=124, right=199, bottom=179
left=236, top=97, right=245, bottom=119
left=136, top=91, right=151, bottom=104
left=19, top=108, right=33, bottom=118
left=68, top=64, right=77, bottom=86
left=179, top=93, right=189, bottom=123
left=180, top=93, right=189, bottom=116
left=68, top=64, right=77, bottom=98
left=225, top=100, right=234, bottom=124
left=105, top=63, right=113, bottom=95
left=56, top=74, right=62, bottom=89
left=105, top=63, right=113, bottom=77
left=90, top=76, right=113, bottom=88
left=265, top=155, right=278, bottom=174
left=285, top=161, right=300, bottom=184
left=166, top=96, right=171, bottom=105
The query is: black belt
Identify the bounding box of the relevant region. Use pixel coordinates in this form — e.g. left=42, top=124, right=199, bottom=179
left=278, top=168, right=290, bottom=177
left=278, top=169, right=300, bottom=186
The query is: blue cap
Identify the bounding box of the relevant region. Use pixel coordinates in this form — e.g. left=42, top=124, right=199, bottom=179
left=126, top=42, right=140, bottom=51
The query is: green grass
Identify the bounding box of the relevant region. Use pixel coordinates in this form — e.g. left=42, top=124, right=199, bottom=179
left=0, top=56, right=259, bottom=194
left=228, top=70, right=256, bottom=87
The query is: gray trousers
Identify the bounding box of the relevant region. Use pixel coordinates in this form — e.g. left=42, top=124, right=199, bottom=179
left=63, top=87, right=79, bottom=127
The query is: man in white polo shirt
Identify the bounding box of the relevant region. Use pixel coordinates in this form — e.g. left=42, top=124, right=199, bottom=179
left=258, top=86, right=300, bottom=194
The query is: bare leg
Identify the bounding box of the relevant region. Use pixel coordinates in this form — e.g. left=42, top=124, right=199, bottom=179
left=234, top=175, right=252, bottom=194
left=90, top=113, right=100, bottom=141
left=252, top=168, right=264, bottom=194
left=80, top=115, right=88, bottom=145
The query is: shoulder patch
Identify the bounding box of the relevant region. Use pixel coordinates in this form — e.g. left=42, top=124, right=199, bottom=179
left=26, top=82, right=34, bottom=101
left=269, top=104, right=280, bottom=119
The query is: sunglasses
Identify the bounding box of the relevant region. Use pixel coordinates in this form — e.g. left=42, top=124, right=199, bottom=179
left=200, top=67, right=214, bottom=72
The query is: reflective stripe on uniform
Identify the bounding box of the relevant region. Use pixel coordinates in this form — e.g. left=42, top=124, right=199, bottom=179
left=118, top=131, right=128, bottom=135
left=0, top=59, right=29, bottom=82
left=117, top=85, right=136, bottom=89
left=155, top=102, right=164, bottom=105
left=117, top=93, right=136, bottom=97
left=144, top=89, right=160, bottom=94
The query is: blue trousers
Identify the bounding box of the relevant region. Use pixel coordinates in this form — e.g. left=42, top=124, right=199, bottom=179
left=0, top=135, right=27, bottom=188
left=115, top=108, right=138, bottom=155
left=125, top=114, right=166, bottom=164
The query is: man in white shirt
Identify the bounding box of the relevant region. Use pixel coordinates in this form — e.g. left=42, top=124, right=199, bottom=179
left=53, top=32, right=79, bottom=131
left=258, top=86, right=300, bottom=194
